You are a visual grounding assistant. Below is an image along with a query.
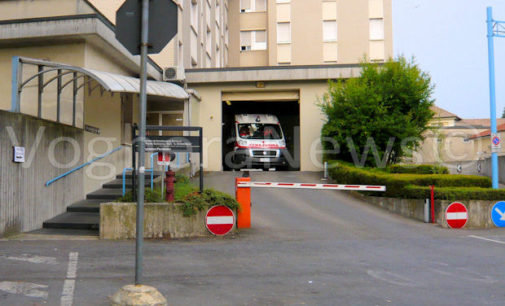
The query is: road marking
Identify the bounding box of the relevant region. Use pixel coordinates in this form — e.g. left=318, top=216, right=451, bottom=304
left=61, top=252, right=78, bottom=306
left=0, top=281, right=48, bottom=299
left=468, top=235, right=505, bottom=245
left=4, top=254, right=57, bottom=265
left=366, top=270, right=417, bottom=287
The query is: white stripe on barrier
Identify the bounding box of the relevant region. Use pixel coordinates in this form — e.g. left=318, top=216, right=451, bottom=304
left=236, top=181, right=386, bottom=192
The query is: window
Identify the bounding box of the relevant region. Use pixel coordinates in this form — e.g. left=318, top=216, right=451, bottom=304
left=215, top=25, right=220, bottom=50
left=206, top=30, right=212, bottom=54
left=369, top=18, right=384, bottom=40
left=240, top=30, right=267, bottom=51
left=277, top=22, right=291, bottom=43
left=216, top=0, right=220, bottom=25
left=240, top=0, right=267, bottom=13
left=206, top=1, right=211, bottom=29
left=190, top=1, right=198, bottom=29
left=323, top=21, right=337, bottom=42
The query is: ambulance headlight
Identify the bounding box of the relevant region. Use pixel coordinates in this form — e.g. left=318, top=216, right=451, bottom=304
left=238, top=140, right=247, bottom=147
left=279, top=139, right=286, bottom=147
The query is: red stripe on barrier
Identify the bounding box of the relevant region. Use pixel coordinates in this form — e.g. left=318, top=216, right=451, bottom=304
left=344, top=185, right=360, bottom=188
left=323, top=184, right=337, bottom=188
left=255, top=183, right=271, bottom=185
left=301, top=184, right=317, bottom=187
left=366, top=186, right=383, bottom=189
left=278, top=183, right=295, bottom=186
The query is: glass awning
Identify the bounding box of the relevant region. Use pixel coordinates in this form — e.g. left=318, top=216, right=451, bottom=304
left=11, top=56, right=188, bottom=126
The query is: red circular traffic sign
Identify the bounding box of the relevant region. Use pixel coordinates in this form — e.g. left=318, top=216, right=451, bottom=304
left=206, top=205, right=235, bottom=236
left=445, top=202, right=468, bottom=229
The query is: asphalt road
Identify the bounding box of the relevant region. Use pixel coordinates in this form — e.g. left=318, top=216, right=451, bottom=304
left=2, top=171, right=505, bottom=305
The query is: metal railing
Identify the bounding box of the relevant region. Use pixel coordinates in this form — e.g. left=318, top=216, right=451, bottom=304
left=121, top=152, right=191, bottom=196
left=45, top=146, right=123, bottom=186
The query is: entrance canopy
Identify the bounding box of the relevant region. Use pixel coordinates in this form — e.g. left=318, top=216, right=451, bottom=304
left=11, top=56, right=188, bottom=126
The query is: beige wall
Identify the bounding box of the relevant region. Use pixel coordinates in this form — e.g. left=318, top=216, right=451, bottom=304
left=412, top=128, right=488, bottom=165
left=82, top=86, right=126, bottom=194
left=190, top=81, right=329, bottom=171
left=291, top=0, right=323, bottom=64
left=0, top=42, right=86, bottom=127
left=0, top=0, right=93, bottom=20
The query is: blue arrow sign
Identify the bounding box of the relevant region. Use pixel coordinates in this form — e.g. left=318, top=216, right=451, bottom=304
left=491, top=201, right=505, bottom=227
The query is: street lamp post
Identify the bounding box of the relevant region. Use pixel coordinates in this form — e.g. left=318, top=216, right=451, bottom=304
left=486, top=6, right=505, bottom=189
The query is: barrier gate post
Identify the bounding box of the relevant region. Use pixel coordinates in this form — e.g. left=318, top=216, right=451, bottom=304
left=236, top=177, right=251, bottom=228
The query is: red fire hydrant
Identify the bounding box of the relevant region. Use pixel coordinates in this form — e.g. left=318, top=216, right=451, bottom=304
left=165, top=170, right=176, bottom=202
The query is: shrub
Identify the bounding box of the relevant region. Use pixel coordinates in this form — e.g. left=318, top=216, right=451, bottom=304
left=327, top=160, right=492, bottom=198
left=117, top=174, right=240, bottom=217
left=387, top=164, right=449, bottom=175
left=404, top=186, right=505, bottom=201
left=179, top=189, right=240, bottom=217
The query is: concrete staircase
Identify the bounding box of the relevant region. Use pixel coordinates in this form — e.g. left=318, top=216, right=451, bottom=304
left=42, top=173, right=158, bottom=232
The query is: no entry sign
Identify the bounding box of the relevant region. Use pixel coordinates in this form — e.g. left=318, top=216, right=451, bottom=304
left=446, top=202, right=468, bottom=229
left=206, top=205, right=235, bottom=236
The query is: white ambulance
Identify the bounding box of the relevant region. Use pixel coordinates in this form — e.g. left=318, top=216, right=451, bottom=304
left=231, top=114, right=288, bottom=169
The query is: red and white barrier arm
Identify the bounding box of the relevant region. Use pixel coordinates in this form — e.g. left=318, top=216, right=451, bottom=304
left=236, top=181, right=386, bottom=192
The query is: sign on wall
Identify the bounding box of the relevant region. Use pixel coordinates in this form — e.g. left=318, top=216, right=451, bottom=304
left=13, top=146, right=25, bottom=163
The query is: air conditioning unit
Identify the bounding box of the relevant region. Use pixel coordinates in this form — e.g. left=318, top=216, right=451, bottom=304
left=163, top=66, right=185, bottom=81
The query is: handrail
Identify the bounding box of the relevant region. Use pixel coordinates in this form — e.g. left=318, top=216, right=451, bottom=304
left=122, top=168, right=133, bottom=196
left=122, top=168, right=154, bottom=196
left=45, top=146, right=123, bottom=186
left=122, top=153, right=157, bottom=196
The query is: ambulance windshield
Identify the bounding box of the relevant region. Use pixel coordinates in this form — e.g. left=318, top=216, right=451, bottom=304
left=238, top=123, right=283, bottom=140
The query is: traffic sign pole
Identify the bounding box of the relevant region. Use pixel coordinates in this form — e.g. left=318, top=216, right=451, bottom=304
left=135, top=0, right=149, bottom=286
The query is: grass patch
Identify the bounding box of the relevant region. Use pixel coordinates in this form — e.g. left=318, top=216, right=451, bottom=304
left=117, top=188, right=163, bottom=203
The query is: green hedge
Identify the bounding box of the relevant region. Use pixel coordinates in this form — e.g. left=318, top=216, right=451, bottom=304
left=404, top=186, right=505, bottom=201
left=387, top=164, right=449, bottom=175
left=327, top=161, right=493, bottom=199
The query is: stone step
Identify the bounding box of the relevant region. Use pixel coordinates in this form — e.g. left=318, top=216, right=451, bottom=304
left=43, top=212, right=99, bottom=230
left=67, top=199, right=103, bottom=213
left=86, top=188, right=124, bottom=200
left=116, top=172, right=161, bottom=180
left=103, top=179, right=153, bottom=189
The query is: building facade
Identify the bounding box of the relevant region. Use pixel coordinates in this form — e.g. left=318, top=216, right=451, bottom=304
left=0, top=0, right=393, bottom=235
left=229, top=0, right=393, bottom=67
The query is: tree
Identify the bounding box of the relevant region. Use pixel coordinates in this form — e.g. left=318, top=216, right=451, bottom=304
left=320, top=57, right=435, bottom=167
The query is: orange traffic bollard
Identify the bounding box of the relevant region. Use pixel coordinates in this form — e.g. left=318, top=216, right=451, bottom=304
left=235, top=177, right=251, bottom=228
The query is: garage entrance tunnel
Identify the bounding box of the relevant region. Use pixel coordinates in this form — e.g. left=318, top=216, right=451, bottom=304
left=222, top=100, right=300, bottom=171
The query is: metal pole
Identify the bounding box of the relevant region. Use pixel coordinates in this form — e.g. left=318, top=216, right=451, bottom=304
left=135, top=0, right=149, bottom=285
left=199, top=128, right=204, bottom=193
left=487, top=7, right=499, bottom=189
left=38, top=65, right=43, bottom=118
left=11, top=56, right=21, bottom=113
left=56, top=69, right=61, bottom=122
